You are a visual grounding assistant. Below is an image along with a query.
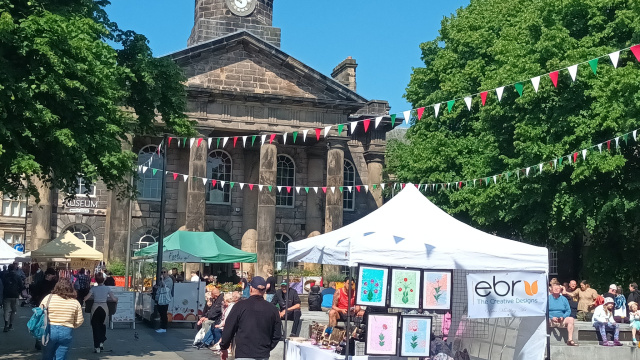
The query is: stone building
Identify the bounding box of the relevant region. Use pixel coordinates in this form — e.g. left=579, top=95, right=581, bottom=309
left=0, top=0, right=393, bottom=277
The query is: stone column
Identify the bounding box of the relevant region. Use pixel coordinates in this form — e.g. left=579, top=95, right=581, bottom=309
left=365, top=151, right=385, bottom=208
left=242, top=149, right=260, bottom=233
left=105, top=186, right=130, bottom=262
left=324, top=138, right=346, bottom=277
left=256, top=143, right=277, bottom=277
left=241, top=229, right=258, bottom=276
left=305, top=146, right=325, bottom=235
left=185, top=142, right=208, bottom=232
left=29, top=177, right=52, bottom=251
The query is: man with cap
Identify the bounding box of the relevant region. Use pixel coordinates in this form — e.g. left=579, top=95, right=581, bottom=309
left=604, top=284, right=618, bottom=300
left=592, top=297, right=622, bottom=346
left=219, top=276, right=282, bottom=360
left=271, top=281, right=302, bottom=337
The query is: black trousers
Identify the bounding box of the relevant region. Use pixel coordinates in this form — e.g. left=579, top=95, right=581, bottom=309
left=77, top=288, right=89, bottom=307
left=282, top=310, right=302, bottom=337
left=158, top=304, right=169, bottom=329
left=91, top=307, right=107, bottom=348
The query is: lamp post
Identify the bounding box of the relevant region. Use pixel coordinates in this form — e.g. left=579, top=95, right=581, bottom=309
left=155, top=134, right=168, bottom=286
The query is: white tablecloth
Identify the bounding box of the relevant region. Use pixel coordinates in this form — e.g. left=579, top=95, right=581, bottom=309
left=285, top=341, right=369, bottom=360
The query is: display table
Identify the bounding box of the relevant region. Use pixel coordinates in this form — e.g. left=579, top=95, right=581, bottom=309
left=285, top=340, right=369, bottom=360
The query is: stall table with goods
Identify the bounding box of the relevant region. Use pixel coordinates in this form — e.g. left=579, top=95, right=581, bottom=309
left=132, top=231, right=257, bottom=327
left=30, top=231, right=103, bottom=280
left=286, top=185, right=549, bottom=360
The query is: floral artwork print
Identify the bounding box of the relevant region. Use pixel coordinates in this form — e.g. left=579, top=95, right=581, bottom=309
left=390, top=269, right=420, bottom=308
left=365, top=314, right=399, bottom=355
left=423, top=271, right=452, bottom=310
left=356, top=265, right=389, bottom=307
left=400, top=316, right=432, bottom=357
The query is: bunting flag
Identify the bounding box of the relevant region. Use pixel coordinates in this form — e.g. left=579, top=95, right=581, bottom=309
left=233, top=137, right=238, bottom=147
left=261, top=134, right=266, bottom=145
left=350, top=121, right=358, bottom=133
left=549, top=71, right=559, bottom=88
left=609, top=51, right=620, bottom=68
left=403, top=111, right=411, bottom=125
left=514, top=82, right=524, bottom=97
left=375, top=116, right=383, bottom=129
left=390, top=114, right=397, bottom=127
left=568, top=65, right=578, bottom=82
left=222, top=137, right=229, bottom=148
left=588, top=58, right=598, bottom=75
left=464, top=97, right=472, bottom=111
left=447, top=100, right=455, bottom=112
left=207, top=138, right=212, bottom=149
left=363, top=119, right=371, bottom=132
left=189, top=138, right=195, bottom=148
left=496, top=87, right=505, bottom=102
left=531, top=76, right=540, bottom=92
left=417, top=107, right=425, bottom=120
left=315, top=128, right=321, bottom=141
left=480, top=92, right=488, bottom=106
left=434, top=103, right=441, bottom=117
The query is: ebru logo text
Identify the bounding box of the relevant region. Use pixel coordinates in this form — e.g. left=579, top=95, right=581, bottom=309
left=467, top=272, right=547, bottom=318
left=474, top=276, right=539, bottom=305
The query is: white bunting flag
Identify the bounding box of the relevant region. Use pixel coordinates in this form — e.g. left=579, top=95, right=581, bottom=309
left=464, top=97, right=472, bottom=111
left=183, top=175, right=188, bottom=182
left=190, top=138, right=195, bottom=148
left=375, top=116, right=383, bottom=129
left=531, top=76, right=541, bottom=92
left=434, top=103, right=441, bottom=118
left=239, top=183, right=245, bottom=190
left=330, top=187, right=335, bottom=193
left=473, top=179, right=477, bottom=187
left=553, top=159, right=558, bottom=169
left=364, top=185, right=369, bottom=193
left=582, top=149, right=587, bottom=160
left=324, top=126, right=332, bottom=138
left=496, top=87, right=505, bottom=102
left=303, top=130, right=309, bottom=142
left=222, top=137, right=229, bottom=148
left=568, top=65, right=578, bottom=82
left=258, top=185, right=264, bottom=191
left=539, top=163, right=543, bottom=174
left=202, top=178, right=207, bottom=185
left=403, top=111, right=411, bottom=125
left=261, top=134, right=266, bottom=145
left=493, top=175, right=497, bottom=184
left=615, top=137, right=620, bottom=148
left=350, top=121, right=358, bottom=133
left=283, top=133, right=288, bottom=145
left=634, top=130, right=638, bottom=142
left=242, top=136, right=248, bottom=147
left=347, top=186, right=352, bottom=192
left=277, top=186, right=282, bottom=193
left=220, top=181, right=226, bottom=188
left=142, top=166, right=148, bottom=174
left=598, top=143, right=603, bottom=153
left=207, top=138, right=212, bottom=149
left=609, top=51, right=620, bottom=68
left=526, top=167, right=530, bottom=177
left=313, top=186, right=318, bottom=193
left=296, top=187, right=301, bottom=194
left=567, top=154, right=572, bottom=164
left=380, top=183, right=386, bottom=190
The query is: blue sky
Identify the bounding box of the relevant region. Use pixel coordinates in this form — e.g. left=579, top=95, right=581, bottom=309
left=106, top=0, right=469, bottom=115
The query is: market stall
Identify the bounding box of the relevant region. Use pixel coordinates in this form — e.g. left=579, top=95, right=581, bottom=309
left=132, top=231, right=257, bottom=326
left=287, top=184, right=549, bottom=360
left=30, top=231, right=103, bottom=272
left=0, top=238, right=30, bottom=264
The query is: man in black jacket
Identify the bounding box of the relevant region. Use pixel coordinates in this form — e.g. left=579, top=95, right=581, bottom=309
left=3, top=264, right=23, bottom=332
left=629, top=283, right=640, bottom=309
left=271, top=282, right=302, bottom=337
left=220, top=276, right=281, bottom=360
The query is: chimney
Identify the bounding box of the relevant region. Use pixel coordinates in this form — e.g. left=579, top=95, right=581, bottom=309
left=331, top=56, right=357, bottom=92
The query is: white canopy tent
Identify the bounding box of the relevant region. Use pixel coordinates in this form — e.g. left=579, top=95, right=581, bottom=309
left=287, top=184, right=549, bottom=360
left=0, top=239, right=29, bottom=264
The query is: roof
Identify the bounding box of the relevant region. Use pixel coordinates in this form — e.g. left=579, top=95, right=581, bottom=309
left=165, top=30, right=369, bottom=105
left=134, top=231, right=257, bottom=263
left=31, top=231, right=103, bottom=261
left=287, top=185, right=549, bottom=272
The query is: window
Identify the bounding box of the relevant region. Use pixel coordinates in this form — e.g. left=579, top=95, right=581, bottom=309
left=75, top=177, right=96, bottom=196
left=65, top=224, right=96, bottom=249
left=549, top=250, right=558, bottom=276
left=207, top=150, right=232, bottom=204
left=137, top=145, right=163, bottom=200
left=276, top=155, right=295, bottom=207
left=343, top=160, right=355, bottom=211
left=4, top=232, right=23, bottom=245
left=2, top=194, right=26, bottom=217
left=134, top=228, right=158, bottom=251
left=274, top=233, right=293, bottom=271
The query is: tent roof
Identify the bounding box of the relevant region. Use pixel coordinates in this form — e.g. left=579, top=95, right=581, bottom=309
left=134, top=231, right=257, bottom=263
left=31, top=231, right=104, bottom=261
left=0, top=239, right=26, bottom=263
left=287, top=184, right=548, bottom=272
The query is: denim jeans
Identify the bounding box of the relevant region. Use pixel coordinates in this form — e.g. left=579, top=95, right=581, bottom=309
left=593, top=321, right=619, bottom=341
left=42, top=325, right=73, bottom=360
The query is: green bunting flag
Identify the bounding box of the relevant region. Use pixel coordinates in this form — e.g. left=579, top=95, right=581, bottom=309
left=623, top=134, right=629, bottom=145
left=152, top=169, right=157, bottom=176
left=305, top=187, right=309, bottom=193
left=447, top=100, right=455, bottom=112
left=292, top=132, right=298, bottom=143
left=337, top=125, right=343, bottom=135
left=373, top=184, right=378, bottom=190
left=515, top=82, right=524, bottom=97
left=339, top=186, right=343, bottom=193
left=230, top=182, right=235, bottom=189
left=486, top=177, right=490, bottom=185
left=268, top=185, right=272, bottom=192
left=589, top=58, right=598, bottom=75
left=251, top=135, right=256, bottom=146
left=216, top=138, right=221, bottom=148
left=391, top=114, right=397, bottom=127
left=183, top=138, right=187, bottom=148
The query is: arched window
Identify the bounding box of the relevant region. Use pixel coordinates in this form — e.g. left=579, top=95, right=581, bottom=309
left=64, top=224, right=96, bottom=249
left=276, top=155, right=295, bottom=207
left=343, top=160, right=355, bottom=211
left=207, top=150, right=232, bottom=204
left=134, top=228, right=159, bottom=251
left=137, top=145, right=163, bottom=200
left=274, top=233, right=293, bottom=271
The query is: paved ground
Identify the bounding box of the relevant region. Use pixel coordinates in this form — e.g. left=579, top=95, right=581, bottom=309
left=0, top=304, right=286, bottom=359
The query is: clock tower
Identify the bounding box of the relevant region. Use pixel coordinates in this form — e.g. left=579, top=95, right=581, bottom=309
left=189, top=0, right=281, bottom=47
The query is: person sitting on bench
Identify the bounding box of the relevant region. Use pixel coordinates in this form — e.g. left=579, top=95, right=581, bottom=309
left=271, top=282, right=302, bottom=337
left=328, top=277, right=364, bottom=327
left=549, top=284, right=578, bottom=346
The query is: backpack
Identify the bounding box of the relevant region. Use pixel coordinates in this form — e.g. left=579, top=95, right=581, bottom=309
left=3, top=272, right=21, bottom=298
left=308, top=293, right=322, bottom=311
left=27, top=295, right=52, bottom=345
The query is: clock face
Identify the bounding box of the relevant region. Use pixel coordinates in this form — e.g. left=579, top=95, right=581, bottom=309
left=226, top=0, right=257, bottom=17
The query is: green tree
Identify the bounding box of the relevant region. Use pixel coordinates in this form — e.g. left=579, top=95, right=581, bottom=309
left=389, top=0, right=640, bottom=289
left=0, top=0, right=194, bottom=200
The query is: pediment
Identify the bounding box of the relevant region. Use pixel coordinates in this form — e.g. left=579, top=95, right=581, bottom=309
left=169, top=31, right=367, bottom=104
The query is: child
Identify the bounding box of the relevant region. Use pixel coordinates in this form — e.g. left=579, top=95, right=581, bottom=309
left=629, top=301, right=640, bottom=346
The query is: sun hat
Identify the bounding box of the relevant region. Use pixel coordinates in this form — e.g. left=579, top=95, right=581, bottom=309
left=609, top=284, right=617, bottom=291
left=629, top=301, right=638, bottom=308
left=603, top=297, right=615, bottom=305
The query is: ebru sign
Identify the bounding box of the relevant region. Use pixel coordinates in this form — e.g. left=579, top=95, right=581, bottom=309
left=467, top=272, right=547, bottom=319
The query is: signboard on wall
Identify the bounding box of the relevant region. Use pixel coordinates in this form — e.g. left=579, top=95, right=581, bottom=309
left=65, top=198, right=98, bottom=208
left=70, top=259, right=98, bottom=270
left=467, top=272, right=547, bottom=318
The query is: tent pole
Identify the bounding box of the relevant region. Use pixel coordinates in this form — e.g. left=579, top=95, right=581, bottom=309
left=155, top=134, right=168, bottom=287
left=124, top=174, right=133, bottom=290
left=345, top=266, right=352, bottom=359
left=546, top=273, right=551, bottom=360
left=283, top=261, right=290, bottom=359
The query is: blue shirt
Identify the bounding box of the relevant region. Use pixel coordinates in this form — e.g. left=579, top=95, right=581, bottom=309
left=321, top=288, right=335, bottom=308
left=548, top=294, right=571, bottom=318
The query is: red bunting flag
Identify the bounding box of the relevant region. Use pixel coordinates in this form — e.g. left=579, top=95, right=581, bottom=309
left=356, top=185, right=361, bottom=192
left=197, top=138, right=203, bottom=147
left=573, top=152, right=578, bottom=163
left=480, top=92, right=488, bottom=106
left=173, top=173, right=178, bottom=181
left=401, top=183, right=406, bottom=189
left=549, top=71, right=559, bottom=87
left=415, top=184, right=419, bottom=188
left=459, top=181, right=463, bottom=188
left=363, top=119, right=371, bottom=132
left=315, top=129, right=321, bottom=141
left=417, top=107, right=425, bottom=120
left=248, top=184, right=254, bottom=190
left=233, top=137, right=238, bottom=147
left=211, top=179, right=217, bottom=187
left=269, top=133, right=276, bottom=144
left=287, top=186, right=292, bottom=193
left=322, top=187, right=327, bottom=193
left=168, top=137, right=173, bottom=147
left=631, top=45, right=640, bottom=62
left=607, top=140, right=611, bottom=150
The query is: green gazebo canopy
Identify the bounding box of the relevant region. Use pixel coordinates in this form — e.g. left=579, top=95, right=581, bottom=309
left=134, top=231, right=257, bottom=263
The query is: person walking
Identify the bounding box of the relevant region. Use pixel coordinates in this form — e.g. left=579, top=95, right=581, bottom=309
left=219, top=276, right=282, bottom=360
left=74, top=268, right=91, bottom=307
left=155, top=268, right=173, bottom=333
left=3, top=264, right=23, bottom=332
left=33, top=268, right=58, bottom=351
left=84, top=272, right=118, bottom=353
left=40, top=278, right=84, bottom=359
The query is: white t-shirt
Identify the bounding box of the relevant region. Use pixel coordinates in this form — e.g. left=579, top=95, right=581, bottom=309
left=190, top=275, right=200, bottom=282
